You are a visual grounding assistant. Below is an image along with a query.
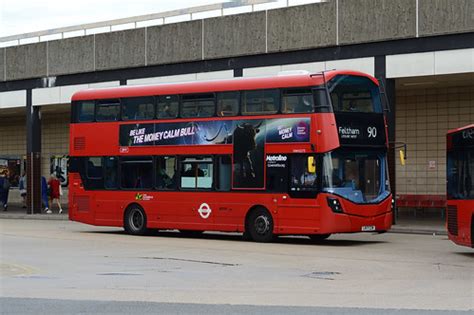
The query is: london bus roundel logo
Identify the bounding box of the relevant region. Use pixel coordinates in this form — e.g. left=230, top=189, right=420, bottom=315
left=198, top=203, right=212, bottom=219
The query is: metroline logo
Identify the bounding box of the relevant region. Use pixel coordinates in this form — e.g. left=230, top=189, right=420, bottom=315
left=198, top=203, right=212, bottom=219
left=266, top=155, right=288, bottom=162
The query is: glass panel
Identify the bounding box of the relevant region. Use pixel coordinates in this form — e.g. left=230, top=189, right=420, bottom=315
left=216, top=156, right=232, bottom=191
left=86, top=157, right=102, bottom=179
left=290, top=155, right=317, bottom=192
left=181, top=94, right=215, bottom=118
left=122, top=97, right=155, bottom=120
left=180, top=157, right=213, bottom=189
left=104, top=157, right=118, bottom=189
left=447, top=149, right=474, bottom=199
left=282, top=89, right=314, bottom=114
left=78, top=101, right=95, bottom=122
left=156, top=156, right=178, bottom=190
left=328, top=75, right=382, bottom=113
left=217, top=92, right=239, bottom=117
left=120, top=157, right=153, bottom=189
left=321, top=149, right=389, bottom=203
left=242, top=89, right=279, bottom=115
left=96, top=99, right=120, bottom=121
left=157, top=95, right=179, bottom=118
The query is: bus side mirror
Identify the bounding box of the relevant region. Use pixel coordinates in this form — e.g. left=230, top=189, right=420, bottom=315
left=308, top=156, right=316, bottom=173
left=399, top=150, right=406, bottom=166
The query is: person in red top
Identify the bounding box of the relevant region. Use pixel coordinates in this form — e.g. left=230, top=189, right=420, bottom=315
left=47, top=174, right=63, bottom=214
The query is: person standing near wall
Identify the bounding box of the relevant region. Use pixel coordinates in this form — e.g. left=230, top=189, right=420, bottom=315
left=41, top=176, right=50, bottom=214
left=19, top=172, right=27, bottom=208
left=0, top=170, right=10, bottom=211
left=48, top=174, right=63, bottom=214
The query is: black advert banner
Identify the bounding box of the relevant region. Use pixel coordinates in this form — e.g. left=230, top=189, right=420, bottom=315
left=119, top=118, right=311, bottom=147
left=450, top=127, right=474, bottom=148
left=335, top=112, right=386, bottom=147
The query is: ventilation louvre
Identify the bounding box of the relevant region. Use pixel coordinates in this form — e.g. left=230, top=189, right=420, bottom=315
left=74, top=137, right=86, bottom=150
left=447, top=205, right=458, bottom=236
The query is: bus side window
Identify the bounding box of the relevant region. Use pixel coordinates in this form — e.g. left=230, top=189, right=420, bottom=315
left=86, top=157, right=103, bottom=179
left=242, top=89, right=279, bottom=116
left=122, top=97, right=155, bottom=121
left=216, top=156, right=231, bottom=191
left=157, top=95, right=179, bottom=119
left=217, top=92, right=239, bottom=117
left=181, top=94, right=215, bottom=118
left=282, top=89, right=314, bottom=114
left=96, top=99, right=120, bottom=122
left=77, top=101, right=95, bottom=122
left=180, top=157, right=213, bottom=189
left=120, top=157, right=153, bottom=189
left=156, top=156, right=177, bottom=190
left=104, top=157, right=118, bottom=189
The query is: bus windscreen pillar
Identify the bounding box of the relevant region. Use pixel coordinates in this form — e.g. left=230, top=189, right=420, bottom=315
left=26, top=89, right=42, bottom=214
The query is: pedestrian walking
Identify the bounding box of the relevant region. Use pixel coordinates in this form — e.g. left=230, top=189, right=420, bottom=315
left=41, top=176, right=50, bottom=213
left=0, top=170, right=10, bottom=211
left=48, top=174, right=63, bottom=214
left=19, top=171, right=27, bottom=208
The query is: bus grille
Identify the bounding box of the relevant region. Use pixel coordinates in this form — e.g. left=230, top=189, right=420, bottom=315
left=74, top=137, right=86, bottom=150
left=74, top=196, right=90, bottom=212
left=447, top=205, right=458, bottom=236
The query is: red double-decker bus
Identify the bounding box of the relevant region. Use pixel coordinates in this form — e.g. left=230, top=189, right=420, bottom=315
left=68, top=70, right=393, bottom=242
left=447, top=124, right=474, bottom=248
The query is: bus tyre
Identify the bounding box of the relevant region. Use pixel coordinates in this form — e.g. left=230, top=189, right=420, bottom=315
left=247, top=207, right=274, bottom=243
left=309, top=234, right=331, bottom=242
left=124, top=205, right=148, bottom=235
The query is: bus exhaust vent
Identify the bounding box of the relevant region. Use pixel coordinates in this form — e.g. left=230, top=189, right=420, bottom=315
left=74, top=196, right=90, bottom=212
left=74, top=137, right=86, bottom=150
left=447, top=205, right=458, bottom=236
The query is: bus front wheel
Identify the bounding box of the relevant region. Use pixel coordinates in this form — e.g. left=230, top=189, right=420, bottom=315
left=124, top=205, right=148, bottom=235
left=246, top=207, right=274, bottom=243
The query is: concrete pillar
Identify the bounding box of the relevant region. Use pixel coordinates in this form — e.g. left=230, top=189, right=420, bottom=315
left=26, top=89, right=42, bottom=214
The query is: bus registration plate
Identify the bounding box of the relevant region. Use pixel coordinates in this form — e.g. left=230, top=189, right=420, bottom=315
left=361, top=225, right=376, bottom=232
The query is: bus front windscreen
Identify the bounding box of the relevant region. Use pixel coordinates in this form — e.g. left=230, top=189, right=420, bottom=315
left=321, top=149, right=390, bottom=204
left=447, top=149, right=474, bottom=200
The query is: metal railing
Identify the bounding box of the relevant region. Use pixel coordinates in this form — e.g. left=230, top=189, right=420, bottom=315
left=0, top=0, right=323, bottom=47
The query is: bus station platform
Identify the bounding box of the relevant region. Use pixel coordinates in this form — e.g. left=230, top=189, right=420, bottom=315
left=0, top=203, right=447, bottom=236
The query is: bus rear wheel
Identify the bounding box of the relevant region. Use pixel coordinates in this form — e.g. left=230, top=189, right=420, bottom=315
left=124, top=205, right=148, bottom=235
left=246, top=207, right=274, bottom=243
left=309, top=234, right=331, bottom=242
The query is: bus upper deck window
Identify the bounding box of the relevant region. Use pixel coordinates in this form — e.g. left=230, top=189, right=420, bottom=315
left=242, top=89, right=279, bottom=116
left=181, top=94, right=215, bottom=118
left=157, top=95, right=179, bottom=119
left=328, top=75, right=382, bottom=113
left=122, top=97, right=155, bottom=121
left=217, top=92, right=239, bottom=117
left=96, top=99, right=120, bottom=122
left=282, top=89, right=314, bottom=114
left=77, top=101, right=95, bottom=122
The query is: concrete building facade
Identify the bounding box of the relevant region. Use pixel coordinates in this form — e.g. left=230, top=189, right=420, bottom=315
left=0, top=0, right=473, bottom=216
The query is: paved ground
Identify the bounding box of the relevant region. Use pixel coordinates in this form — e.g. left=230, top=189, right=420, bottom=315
left=0, top=219, right=472, bottom=314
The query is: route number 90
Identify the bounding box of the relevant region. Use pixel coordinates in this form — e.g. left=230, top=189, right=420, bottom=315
left=367, top=126, right=377, bottom=138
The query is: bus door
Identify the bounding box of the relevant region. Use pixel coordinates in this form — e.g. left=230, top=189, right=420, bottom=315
left=268, top=154, right=319, bottom=233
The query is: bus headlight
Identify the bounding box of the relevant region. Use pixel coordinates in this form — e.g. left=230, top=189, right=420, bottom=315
left=327, top=197, right=343, bottom=213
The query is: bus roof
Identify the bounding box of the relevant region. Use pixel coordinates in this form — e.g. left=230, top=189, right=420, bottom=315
left=71, top=70, right=378, bottom=102
left=447, top=124, right=474, bottom=135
